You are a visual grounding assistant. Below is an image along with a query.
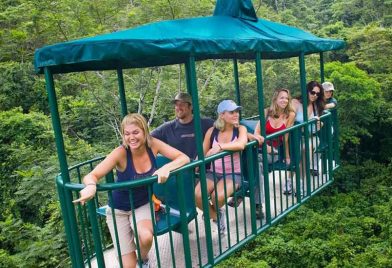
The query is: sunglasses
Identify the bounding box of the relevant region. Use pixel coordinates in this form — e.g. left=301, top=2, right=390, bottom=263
left=309, top=90, right=321, bottom=97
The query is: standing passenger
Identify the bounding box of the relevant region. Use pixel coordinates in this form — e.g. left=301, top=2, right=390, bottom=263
left=195, top=100, right=247, bottom=235
left=74, top=114, right=189, bottom=268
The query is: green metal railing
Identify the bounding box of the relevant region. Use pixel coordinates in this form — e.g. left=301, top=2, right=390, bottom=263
left=56, top=111, right=339, bottom=268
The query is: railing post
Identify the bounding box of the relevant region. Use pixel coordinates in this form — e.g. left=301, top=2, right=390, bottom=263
left=87, top=201, right=105, bottom=268
left=255, top=52, right=270, bottom=225
left=320, top=52, right=325, bottom=83
left=185, top=57, right=214, bottom=264
left=117, top=68, right=128, bottom=118
left=233, top=58, right=242, bottom=119
left=246, top=144, right=258, bottom=233
left=176, top=173, right=193, bottom=267
left=56, top=177, right=78, bottom=266
left=326, top=114, right=334, bottom=179
left=331, top=108, right=340, bottom=166
left=45, top=67, right=84, bottom=267
left=299, top=53, right=311, bottom=197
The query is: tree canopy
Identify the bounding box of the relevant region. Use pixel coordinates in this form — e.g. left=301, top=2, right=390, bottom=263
left=0, top=0, right=391, bottom=267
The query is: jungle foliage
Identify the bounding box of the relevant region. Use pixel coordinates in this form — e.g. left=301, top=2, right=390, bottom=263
left=0, top=0, right=391, bottom=267
left=219, top=161, right=392, bottom=268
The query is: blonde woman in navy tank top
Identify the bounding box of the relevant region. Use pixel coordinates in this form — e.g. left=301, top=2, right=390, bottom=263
left=74, top=113, right=189, bottom=268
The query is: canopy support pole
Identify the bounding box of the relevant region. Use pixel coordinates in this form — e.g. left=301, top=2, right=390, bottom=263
left=320, top=52, right=325, bottom=83
left=117, top=68, right=128, bottom=118
left=255, top=52, right=270, bottom=228
left=299, top=53, right=311, bottom=199
left=44, top=67, right=84, bottom=268
left=233, top=58, right=242, bottom=119
left=185, top=57, right=214, bottom=266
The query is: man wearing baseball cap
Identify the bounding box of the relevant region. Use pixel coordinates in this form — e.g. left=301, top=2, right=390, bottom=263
left=151, top=92, right=213, bottom=159
left=322, top=81, right=337, bottom=109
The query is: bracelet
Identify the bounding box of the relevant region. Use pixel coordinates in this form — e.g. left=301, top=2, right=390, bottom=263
left=217, top=143, right=222, bottom=150
left=85, top=183, right=97, bottom=186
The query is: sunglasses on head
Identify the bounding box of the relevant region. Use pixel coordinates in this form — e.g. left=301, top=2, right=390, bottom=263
left=309, top=90, right=321, bottom=97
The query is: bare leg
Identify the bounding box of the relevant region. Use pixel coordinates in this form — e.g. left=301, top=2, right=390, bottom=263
left=210, top=179, right=236, bottom=213
left=195, top=180, right=215, bottom=218
left=136, top=220, right=153, bottom=262
left=120, top=253, right=137, bottom=268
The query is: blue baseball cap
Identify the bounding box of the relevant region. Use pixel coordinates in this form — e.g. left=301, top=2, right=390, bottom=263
left=217, top=100, right=242, bottom=113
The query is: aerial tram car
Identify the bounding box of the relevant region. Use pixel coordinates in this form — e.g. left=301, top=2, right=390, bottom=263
left=34, top=0, right=344, bottom=267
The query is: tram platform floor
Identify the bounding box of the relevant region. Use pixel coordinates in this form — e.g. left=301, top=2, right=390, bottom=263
left=89, top=169, right=330, bottom=268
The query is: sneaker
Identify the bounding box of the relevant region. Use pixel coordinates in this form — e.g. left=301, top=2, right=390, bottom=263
left=310, top=169, right=319, bottom=176
left=142, top=259, right=150, bottom=268
left=214, top=208, right=226, bottom=235
left=228, top=196, right=243, bottom=207
left=283, top=181, right=292, bottom=195
left=255, top=204, right=264, bottom=219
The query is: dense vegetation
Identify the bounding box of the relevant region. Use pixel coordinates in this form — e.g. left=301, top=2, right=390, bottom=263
left=219, top=162, right=392, bottom=267
left=0, top=0, right=391, bottom=267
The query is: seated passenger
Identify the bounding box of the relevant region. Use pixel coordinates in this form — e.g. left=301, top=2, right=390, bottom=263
left=254, top=88, right=296, bottom=165
left=254, top=88, right=295, bottom=200
left=292, top=81, right=325, bottom=184
left=73, top=113, right=189, bottom=268
left=151, top=92, right=214, bottom=160
left=195, top=100, right=247, bottom=235
left=322, top=81, right=337, bottom=109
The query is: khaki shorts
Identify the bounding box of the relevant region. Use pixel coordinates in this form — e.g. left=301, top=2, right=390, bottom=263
left=106, top=202, right=152, bottom=255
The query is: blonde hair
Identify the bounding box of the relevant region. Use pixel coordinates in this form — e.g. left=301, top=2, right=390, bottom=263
left=120, top=113, right=152, bottom=148
left=267, top=88, right=295, bottom=118
left=213, top=113, right=239, bottom=131
left=213, top=117, right=225, bottom=131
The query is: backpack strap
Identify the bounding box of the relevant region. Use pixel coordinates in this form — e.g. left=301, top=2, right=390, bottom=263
left=233, top=127, right=239, bottom=140
left=209, top=127, right=220, bottom=149
left=209, top=127, right=239, bottom=149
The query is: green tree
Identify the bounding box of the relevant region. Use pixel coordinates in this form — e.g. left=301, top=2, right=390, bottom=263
left=346, top=24, right=392, bottom=74
left=324, top=62, right=383, bottom=162
left=0, top=61, right=47, bottom=113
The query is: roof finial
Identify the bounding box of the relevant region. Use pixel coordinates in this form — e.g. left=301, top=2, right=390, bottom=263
left=213, top=0, right=258, bottom=21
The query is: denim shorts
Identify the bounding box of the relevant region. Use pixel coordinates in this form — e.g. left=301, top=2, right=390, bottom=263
left=205, top=171, right=243, bottom=186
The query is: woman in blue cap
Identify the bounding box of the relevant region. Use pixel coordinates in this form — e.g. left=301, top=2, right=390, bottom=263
left=194, top=100, right=248, bottom=235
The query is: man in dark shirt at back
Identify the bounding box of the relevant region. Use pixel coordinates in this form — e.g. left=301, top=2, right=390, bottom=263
left=151, top=92, right=214, bottom=160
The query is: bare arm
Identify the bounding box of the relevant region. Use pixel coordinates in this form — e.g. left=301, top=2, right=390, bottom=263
left=254, top=114, right=275, bottom=153
left=203, top=127, right=218, bottom=157
left=284, top=111, right=296, bottom=163
left=152, top=138, right=190, bottom=183
left=254, top=108, right=268, bottom=137
left=247, top=132, right=265, bottom=145
left=73, top=147, right=124, bottom=205
left=219, top=125, right=248, bottom=151
left=325, top=103, right=336, bottom=109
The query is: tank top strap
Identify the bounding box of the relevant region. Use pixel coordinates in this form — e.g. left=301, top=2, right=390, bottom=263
left=128, top=146, right=157, bottom=175
left=211, top=127, right=239, bottom=147
left=146, top=146, right=157, bottom=169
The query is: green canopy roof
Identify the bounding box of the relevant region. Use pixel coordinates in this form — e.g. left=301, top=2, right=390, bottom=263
left=34, top=0, right=345, bottom=74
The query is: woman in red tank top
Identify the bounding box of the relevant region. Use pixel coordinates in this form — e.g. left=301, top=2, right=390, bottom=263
left=254, top=88, right=295, bottom=164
